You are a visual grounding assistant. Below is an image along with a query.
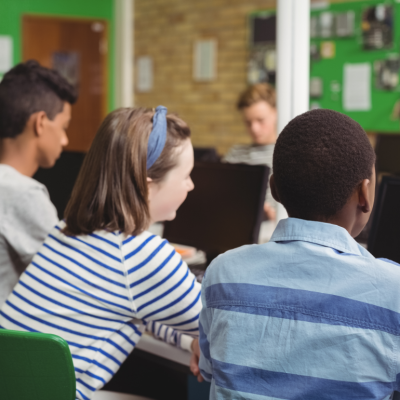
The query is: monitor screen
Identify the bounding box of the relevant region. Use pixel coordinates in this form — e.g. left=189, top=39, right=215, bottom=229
left=193, top=147, right=220, bottom=163
left=34, top=151, right=86, bottom=219
left=163, top=162, right=270, bottom=260
left=375, top=134, right=400, bottom=175
left=368, top=176, right=400, bottom=263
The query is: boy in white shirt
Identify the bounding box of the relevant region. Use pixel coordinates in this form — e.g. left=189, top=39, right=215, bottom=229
left=0, top=60, right=77, bottom=305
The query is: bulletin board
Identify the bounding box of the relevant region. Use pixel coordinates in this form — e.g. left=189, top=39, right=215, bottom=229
left=249, top=1, right=400, bottom=133
left=310, top=0, right=400, bottom=133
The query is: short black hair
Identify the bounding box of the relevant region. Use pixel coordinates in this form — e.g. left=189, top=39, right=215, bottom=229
left=273, top=109, right=376, bottom=220
left=0, top=60, right=78, bottom=139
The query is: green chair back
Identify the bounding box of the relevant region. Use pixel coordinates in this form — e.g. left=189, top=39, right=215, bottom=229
left=0, top=329, right=76, bottom=400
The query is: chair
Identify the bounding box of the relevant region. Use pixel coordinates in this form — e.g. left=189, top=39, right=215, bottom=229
left=0, top=329, right=155, bottom=400
left=0, top=329, right=76, bottom=400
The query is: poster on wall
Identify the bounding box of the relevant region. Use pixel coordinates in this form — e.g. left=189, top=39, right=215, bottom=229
left=0, top=36, right=13, bottom=74
left=137, top=56, right=153, bottom=92
left=343, top=63, right=371, bottom=111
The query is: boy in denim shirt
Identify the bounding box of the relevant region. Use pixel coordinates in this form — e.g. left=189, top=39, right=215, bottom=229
left=198, top=109, right=400, bottom=400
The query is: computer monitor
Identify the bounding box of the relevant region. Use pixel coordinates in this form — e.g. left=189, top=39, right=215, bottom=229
left=163, top=162, right=270, bottom=261
left=193, top=147, right=220, bottom=163
left=375, top=134, right=400, bottom=175
left=368, top=176, right=400, bottom=263
left=33, top=151, right=86, bottom=219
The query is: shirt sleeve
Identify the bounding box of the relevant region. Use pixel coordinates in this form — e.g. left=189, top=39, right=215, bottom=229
left=221, top=146, right=237, bottom=164
left=145, top=321, right=194, bottom=352
left=3, top=186, right=58, bottom=268
left=129, top=238, right=202, bottom=336
left=199, top=271, right=213, bottom=382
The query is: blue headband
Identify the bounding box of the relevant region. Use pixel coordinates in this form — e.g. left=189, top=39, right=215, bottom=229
left=147, top=106, right=168, bottom=170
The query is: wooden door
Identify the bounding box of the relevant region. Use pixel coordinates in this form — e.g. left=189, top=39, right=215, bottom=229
left=23, top=16, right=108, bottom=152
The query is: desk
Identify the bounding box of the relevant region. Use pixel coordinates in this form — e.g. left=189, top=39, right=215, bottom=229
left=150, top=220, right=278, bottom=246
left=136, top=333, right=191, bottom=367
left=131, top=221, right=278, bottom=399
left=103, top=333, right=210, bottom=400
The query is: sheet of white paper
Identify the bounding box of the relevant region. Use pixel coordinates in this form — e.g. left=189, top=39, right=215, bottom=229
left=0, top=36, right=12, bottom=73
left=136, top=56, right=153, bottom=92
left=343, top=63, right=371, bottom=111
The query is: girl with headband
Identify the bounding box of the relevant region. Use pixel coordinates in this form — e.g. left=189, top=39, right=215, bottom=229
left=0, top=107, right=202, bottom=400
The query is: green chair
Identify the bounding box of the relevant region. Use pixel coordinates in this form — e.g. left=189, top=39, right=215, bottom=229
left=0, top=329, right=76, bottom=400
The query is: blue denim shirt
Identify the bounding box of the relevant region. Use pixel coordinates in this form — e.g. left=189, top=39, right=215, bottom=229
left=199, top=218, right=400, bottom=400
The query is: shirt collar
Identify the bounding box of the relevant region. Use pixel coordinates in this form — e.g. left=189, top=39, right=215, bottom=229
left=270, top=218, right=363, bottom=256
left=0, top=164, right=18, bottom=173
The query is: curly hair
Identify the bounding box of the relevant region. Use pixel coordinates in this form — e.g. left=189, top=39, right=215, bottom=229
left=273, top=109, right=376, bottom=220
left=0, top=60, right=77, bottom=139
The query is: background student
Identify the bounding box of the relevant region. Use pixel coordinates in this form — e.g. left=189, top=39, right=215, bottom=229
left=223, top=83, right=277, bottom=220
left=198, top=109, right=400, bottom=399
left=0, top=106, right=202, bottom=400
left=0, top=60, right=77, bottom=306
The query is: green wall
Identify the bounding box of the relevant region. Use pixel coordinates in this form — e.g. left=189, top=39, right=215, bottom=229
left=310, top=0, right=400, bottom=133
left=0, top=0, right=115, bottom=110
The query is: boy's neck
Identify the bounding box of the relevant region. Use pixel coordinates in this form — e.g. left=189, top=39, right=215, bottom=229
left=254, top=139, right=276, bottom=147
left=326, top=214, right=360, bottom=238
left=253, top=130, right=277, bottom=147
left=303, top=202, right=364, bottom=238
left=0, top=135, right=39, bottom=177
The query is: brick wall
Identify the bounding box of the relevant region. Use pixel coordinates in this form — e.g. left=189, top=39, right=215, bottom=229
left=134, top=0, right=362, bottom=155
left=134, top=0, right=278, bottom=155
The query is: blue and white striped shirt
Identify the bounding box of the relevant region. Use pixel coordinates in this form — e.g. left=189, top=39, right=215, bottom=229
left=199, top=218, right=400, bottom=400
left=0, top=221, right=201, bottom=400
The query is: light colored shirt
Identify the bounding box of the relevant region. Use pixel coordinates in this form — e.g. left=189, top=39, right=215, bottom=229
left=223, top=143, right=276, bottom=209
left=0, top=164, right=58, bottom=306
left=199, top=218, right=400, bottom=400
left=0, top=221, right=201, bottom=400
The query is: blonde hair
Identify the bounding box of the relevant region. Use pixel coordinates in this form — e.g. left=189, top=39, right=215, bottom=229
left=237, top=83, right=276, bottom=110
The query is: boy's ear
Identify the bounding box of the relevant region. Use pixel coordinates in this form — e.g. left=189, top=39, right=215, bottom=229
left=270, top=174, right=281, bottom=203
left=358, top=178, right=372, bottom=214
left=32, top=111, right=47, bottom=138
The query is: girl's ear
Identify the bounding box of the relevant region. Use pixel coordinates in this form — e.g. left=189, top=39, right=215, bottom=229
left=147, top=177, right=156, bottom=202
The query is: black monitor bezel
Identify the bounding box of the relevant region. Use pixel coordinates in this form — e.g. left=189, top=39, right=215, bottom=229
left=367, top=175, right=400, bottom=255
left=163, top=161, right=270, bottom=259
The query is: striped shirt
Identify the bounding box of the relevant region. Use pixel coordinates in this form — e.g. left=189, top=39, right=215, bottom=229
left=199, top=218, right=400, bottom=400
left=0, top=221, right=201, bottom=400
left=223, top=144, right=276, bottom=209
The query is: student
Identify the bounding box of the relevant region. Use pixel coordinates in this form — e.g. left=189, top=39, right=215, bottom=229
left=0, top=107, right=202, bottom=400
left=198, top=109, right=400, bottom=400
left=223, top=83, right=277, bottom=220
left=0, top=60, right=77, bottom=306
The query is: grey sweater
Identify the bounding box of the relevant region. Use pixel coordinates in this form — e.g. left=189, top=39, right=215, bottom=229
left=0, top=164, right=58, bottom=306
